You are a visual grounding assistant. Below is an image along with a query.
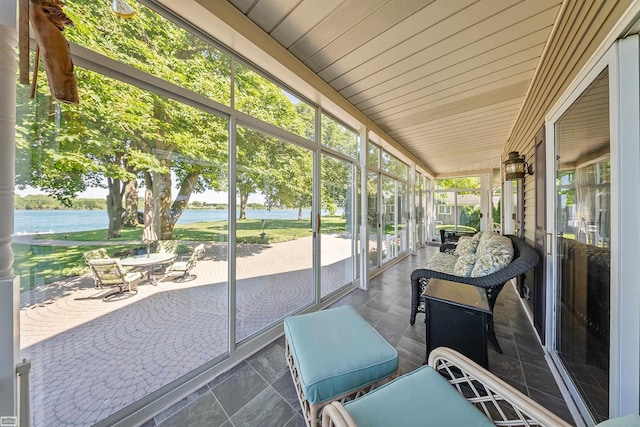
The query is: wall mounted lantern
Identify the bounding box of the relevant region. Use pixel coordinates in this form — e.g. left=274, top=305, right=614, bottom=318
left=504, top=151, right=533, bottom=181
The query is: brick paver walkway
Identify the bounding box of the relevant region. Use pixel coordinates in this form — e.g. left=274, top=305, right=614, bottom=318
left=20, top=235, right=353, bottom=426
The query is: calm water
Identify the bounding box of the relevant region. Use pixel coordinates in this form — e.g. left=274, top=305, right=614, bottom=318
left=14, top=209, right=313, bottom=234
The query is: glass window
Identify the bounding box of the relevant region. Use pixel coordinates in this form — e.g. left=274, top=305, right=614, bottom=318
left=321, top=113, right=358, bottom=159
left=234, top=63, right=315, bottom=140
left=65, top=1, right=231, bottom=106
left=368, top=142, right=379, bottom=168
left=16, top=66, right=229, bottom=426
left=381, top=151, right=408, bottom=180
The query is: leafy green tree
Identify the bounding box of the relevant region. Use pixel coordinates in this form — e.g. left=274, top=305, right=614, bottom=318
left=234, top=63, right=313, bottom=220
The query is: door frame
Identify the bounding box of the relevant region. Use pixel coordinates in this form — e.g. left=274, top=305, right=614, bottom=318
left=544, top=36, right=640, bottom=422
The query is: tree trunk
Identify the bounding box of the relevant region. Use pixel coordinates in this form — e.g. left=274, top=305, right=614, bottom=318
left=106, top=177, right=124, bottom=238
left=168, top=168, right=200, bottom=228
left=157, top=170, right=173, bottom=240
left=122, top=179, right=139, bottom=227
left=298, top=206, right=303, bottom=221
left=239, top=192, right=248, bottom=219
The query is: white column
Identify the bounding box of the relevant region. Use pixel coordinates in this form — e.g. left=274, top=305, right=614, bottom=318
left=0, top=0, right=19, bottom=421
left=359, top=128, right=368, bottom=289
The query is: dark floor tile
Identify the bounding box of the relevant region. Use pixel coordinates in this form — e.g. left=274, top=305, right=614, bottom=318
left=365, top=297, right=395, bottom=313
left=403, top=322, right=426, bottom=345
left=398, top=355, right=421, bottom=375
left=522, top=362, right=564, bottom=400
left=230, top=387, right=297, bottom=427
left=376, top=311, right=409, bottom=335
left=207, top=361, right=250, bottom=390
left=512, top=328, right=540, bottom=347
left=247, top=341, right=288, bottom=383
left=154, top=385, right=211, bottom=425
left=284, top=411, right=307, bottom=427
left=272, top=371, right=300, bottom=410
left=528, top=388, right=575, bottom=424
left=488, top=352, right=525, bottom=385
left=212, top=363, right=269, bottom=416
left=356, top=304, right=386, bottom=326
left=516, top=342, right=548, bottom=369
left=396, top=336, right=425, bottom=366
left=372, top=324, right=404, bottom=348
left=387, top=301, right=410, bottom=318
left=493, top=337, right=518, bottom=360
left=158, top=393, right=228, bottom=427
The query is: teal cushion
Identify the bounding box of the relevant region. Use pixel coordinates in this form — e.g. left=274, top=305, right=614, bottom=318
left=596, top=415, right=640, bottom=426
left=344, top=365, right=493, bottom=426
left=284, top=305, right=398, bottom=405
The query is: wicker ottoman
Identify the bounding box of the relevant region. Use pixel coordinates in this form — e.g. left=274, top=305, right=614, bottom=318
left=284, top=305, right=399, bottom=427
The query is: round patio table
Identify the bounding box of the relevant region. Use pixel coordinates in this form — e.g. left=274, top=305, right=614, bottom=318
left=120, top=252, right=176, bottom=285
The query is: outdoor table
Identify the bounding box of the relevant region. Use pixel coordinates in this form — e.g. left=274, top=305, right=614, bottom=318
left=120, top=252, right=176, bottom=285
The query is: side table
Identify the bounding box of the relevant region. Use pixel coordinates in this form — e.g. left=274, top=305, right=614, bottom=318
left=422, top=278, right=491, bottom=368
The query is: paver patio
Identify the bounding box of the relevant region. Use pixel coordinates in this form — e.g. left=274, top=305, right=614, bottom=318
left=20, top=235, right=353, bottom=426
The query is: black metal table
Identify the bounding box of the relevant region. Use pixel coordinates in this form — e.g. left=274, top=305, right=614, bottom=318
left=422, top=278, right=491, bottom=368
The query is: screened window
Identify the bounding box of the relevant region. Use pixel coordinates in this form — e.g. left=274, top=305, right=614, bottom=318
left=321, top=113, right=358, bottom=159
left=234, top=63, right=315, bottom=140
left=65, top=1, right=231, bottom=106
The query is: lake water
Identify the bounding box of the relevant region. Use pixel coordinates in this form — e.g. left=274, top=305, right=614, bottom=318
left=14, top=208, right=314, bottom=234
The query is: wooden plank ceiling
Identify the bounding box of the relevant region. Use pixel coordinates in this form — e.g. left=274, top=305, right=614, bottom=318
left=227, top=0, right=562, bottom=176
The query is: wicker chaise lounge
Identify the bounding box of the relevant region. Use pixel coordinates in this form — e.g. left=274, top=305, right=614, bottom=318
left=410, top=234, right=540, bottom=353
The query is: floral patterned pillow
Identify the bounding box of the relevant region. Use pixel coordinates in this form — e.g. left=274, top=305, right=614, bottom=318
left=455, top=236, right=478, bottom=256
left=471, top=232, right=483, bottom=245
left=475, top=231, right=496, bottom=254
left=454, top=253, right=477, bottom=277
left=471, top=235, right=514, bottom=277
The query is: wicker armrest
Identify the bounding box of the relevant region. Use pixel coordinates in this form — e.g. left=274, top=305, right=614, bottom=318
left=428, top=347, right=571, bottom=427
left=439, top=243, right=458, bottom=253
left=322, top=402, right=357, bottom=427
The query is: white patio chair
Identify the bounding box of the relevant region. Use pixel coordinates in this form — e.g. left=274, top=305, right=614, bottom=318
left=164, top=243, right=205, bottom=282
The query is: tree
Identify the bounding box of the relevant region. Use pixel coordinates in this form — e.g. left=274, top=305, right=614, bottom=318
left=234, top=63, right=313, bottom=220
left=17, top=1, right=231, bottom=238
left=17, top=0, right=317, bottom=239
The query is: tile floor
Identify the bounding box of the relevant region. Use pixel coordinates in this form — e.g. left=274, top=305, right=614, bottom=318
left=141, top=246, right=575, bottom=427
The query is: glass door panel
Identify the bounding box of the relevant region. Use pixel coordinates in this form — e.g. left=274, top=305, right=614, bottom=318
left=381, top=176, right=397, bottom=263
left=398, top=182, right=409, bottom=253
left=321, top=154, right=354, bottom=298
left=457, top=191, right=481, bottom=233
left=235, top=126, right=313, bottom=342
left=367, top=172, right=379, bottom=269
left=554, top=68, right=610, bottom=423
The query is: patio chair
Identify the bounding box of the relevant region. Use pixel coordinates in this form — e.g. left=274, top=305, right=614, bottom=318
left=83, top=248, right=109, bottom=287
left=164, top=243, right=205, bottom=282
left=153, top=240, right=180, bottom=273
left=88, top=258, right=142, bottom=300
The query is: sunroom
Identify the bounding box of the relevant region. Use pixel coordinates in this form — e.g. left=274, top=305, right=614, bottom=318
left=1, top=1, right=640, bottom=426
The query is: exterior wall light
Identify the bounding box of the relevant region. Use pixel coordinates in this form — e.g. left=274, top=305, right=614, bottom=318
left=504, top=151, right=533, bottom=181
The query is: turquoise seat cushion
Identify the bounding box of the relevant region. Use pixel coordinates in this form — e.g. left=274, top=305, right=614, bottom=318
left=597, top=415, right=640, bottom=426
left=284, top=305, right=398, bottom=405
left=344, top=365, right=494, bottom=426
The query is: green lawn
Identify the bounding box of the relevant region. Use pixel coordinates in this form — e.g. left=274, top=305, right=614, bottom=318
left=15, top=216, right=347, bottom=292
